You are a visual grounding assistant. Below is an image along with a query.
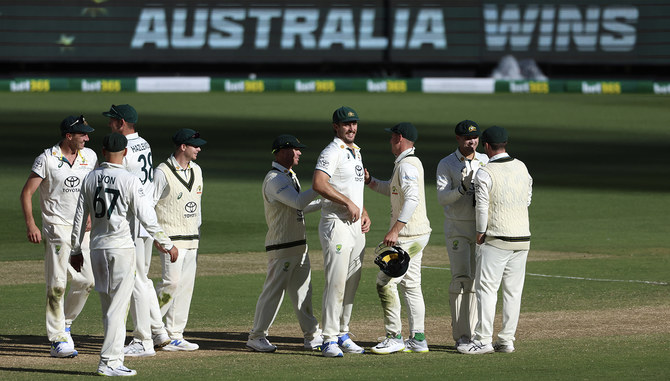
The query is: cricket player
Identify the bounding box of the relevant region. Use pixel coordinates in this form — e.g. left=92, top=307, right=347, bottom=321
left=20, top=115, right=97, bottom=358
left=436, top=120, right=488, bottom=348
left=313, top=106, right=370, bottom=357
left=70, top=132, right=177, bottom=376
left=365, top=122, right=432, bottom=355
left=103, top=104, right=171, bottom=356
left=153, top=128, right=206, bottom=351
left=246, top=134, right=323, bottom=353
left=459, top=126, right=532, bottom=355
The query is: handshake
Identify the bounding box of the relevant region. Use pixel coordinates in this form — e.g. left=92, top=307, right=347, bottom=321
left=459, top=167, right=475, bottom=196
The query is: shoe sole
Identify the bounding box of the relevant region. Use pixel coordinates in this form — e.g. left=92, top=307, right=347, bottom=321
left=246, top=344, right=277, bottom=353
left=371, top=349, right=404, bottom=355
left=162, top=346, right=198, bottom=352
left=51, top=350, right=78, bottom=358
left=124, top=351, right=156, bottom=357
left=402, top=348, right=429, bottom=353
left=154, top=341, right=171, bottom=349
left=341, top=348, right=365, bottom=354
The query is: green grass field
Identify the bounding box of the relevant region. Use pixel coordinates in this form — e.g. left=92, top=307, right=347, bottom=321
left=0, top=92, right=668, bottom=380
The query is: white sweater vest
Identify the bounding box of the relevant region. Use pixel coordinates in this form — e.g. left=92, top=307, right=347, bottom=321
left=155, top=161, right=203, bottom=249
left=480, top=158, right=530, bottom=241
left=390, top=155, right=432, bottom=238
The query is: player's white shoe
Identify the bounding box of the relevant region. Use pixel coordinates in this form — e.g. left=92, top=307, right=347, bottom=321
left=123, top=339, right=156, bottom=357
left=97, top=364, right=137, bottom=377
left=246, top=337, right=277, bottom=353
left=371, top=335, right=405, bottom=354
left=152, top=332, right=171, bottom=348
left=455, top=335, right=470, bottom=350
left=162, top=338, right=199, bottom=351
left=304, top=335, right=324, bottom=351
left=457, top=340, right=494, bottom=355
left=337, top=333, right=364, bottom=354
left=50, top=340, right=77, bottom=358
left=493, top=341, right=515, bottom=353
left=322, top=341, right=343, bottom=357
left=403, top=337, right=429, bottom=353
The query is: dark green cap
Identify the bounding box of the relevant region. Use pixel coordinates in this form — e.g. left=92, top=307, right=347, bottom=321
left=481, top=125, right=508, bottom=144
left=102, top=104, right=138, bottom=123
left=385, top=122, right=418, bottom=142
left=272, top=134, right=307, bottom=153
left=103, top=133, right=127, bottom=152
left=455, top=120, right=480, bottom=136
left=332, top=106, right=359, bottom=123
left=60, top=115, right=94, bottom=134
left=172, top=128, right=207, bottom=147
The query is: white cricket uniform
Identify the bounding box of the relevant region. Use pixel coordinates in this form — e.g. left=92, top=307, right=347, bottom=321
left=31, top=143, right=97, bottom=342
left=436, top=149, right=488, bottom=343
left=123, top=132, right=166, bottom=348
left=473, top=153, right=532, bottom=346
left=249, top=162, right=322, bottom=342
left=314, top=137, right=366, bottom=342
left=71, top=162, right=173, bottom=370
left=368, top=148, right=432, bottom=338
left=153, top=156, right=203, bottom=340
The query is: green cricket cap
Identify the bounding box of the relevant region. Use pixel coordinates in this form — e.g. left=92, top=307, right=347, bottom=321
left=455, top=120, right=480, bottom=136
left=172, top=128, right=207, bottom=147
left=332, top=106, right=359, bottom=123
left=272, top=134, right=307, bottom=153
left=102, top=104, right=138, bottom=123
left=385, top=122, right=418, bottom=142
left=481, top=125, right=509, bottom=144
left=103, top=133, right=127, bottom=152
left=60, top=115, right=94, bottom=134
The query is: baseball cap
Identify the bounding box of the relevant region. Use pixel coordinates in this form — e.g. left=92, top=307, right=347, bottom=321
left=332, top=106, right=359, bottom=123
left=455, top=120, right=480, bottom=136
left=103, top=133, right=128, bottom=152
left=60, top=115, right=94, bottom=134
left=172, top=128, right=207, bottom=147
left=385, top=122, right=418, bottom=142
left=272, top=134, right=307, bottom=153
left=481, top=125, right=509, bottom=144
left=102, top=104, right=138, bottom=123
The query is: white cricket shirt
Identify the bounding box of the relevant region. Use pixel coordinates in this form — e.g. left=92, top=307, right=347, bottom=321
left=71, top=162, right=172, bottom=253
left=436, top=149, right=488, bottom=221
left=31, top=143, right=98, bottom=226
left=314, top=137, right=365, bottom=220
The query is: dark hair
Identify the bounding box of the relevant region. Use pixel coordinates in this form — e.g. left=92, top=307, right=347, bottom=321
left=488, top=142, right=507, bottom=150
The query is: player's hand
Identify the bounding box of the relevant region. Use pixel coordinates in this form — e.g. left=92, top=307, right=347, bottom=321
left=346, top=202, right=361, bottom=223
left=167, top=246, right=179, bottom=263
left=364, top=168, right=371, bottom=185
left=361, top=213, right=371, bottom=233
left=26, top=224, right=42, bottom=244
left=461, top=167, right=475, bottom=195
left=85, top=216, right=92, bottom=232
left=383, top=230, right=399, bottom=247
left=70, top=253, right=83, bottom=272
left=476, top=233, right=486, bottom=245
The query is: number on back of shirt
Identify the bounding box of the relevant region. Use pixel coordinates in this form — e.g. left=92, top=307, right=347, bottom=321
left=137, top=153, right=153, bottom=184
left=94, top=186, right=120, bottom=220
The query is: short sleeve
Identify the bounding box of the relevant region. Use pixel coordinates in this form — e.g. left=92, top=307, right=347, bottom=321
left=31, top=154, right=47, bottom=178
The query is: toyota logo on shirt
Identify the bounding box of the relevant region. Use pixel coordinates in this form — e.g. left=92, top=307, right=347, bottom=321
left=64, top=176, right=80, bottom=188
left=185, top=202, right=197, bottom=213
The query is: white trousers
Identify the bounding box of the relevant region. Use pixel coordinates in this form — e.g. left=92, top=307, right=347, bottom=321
left=474, top=243, right=529, bottom=345
left=444, top=218, right=478, bottom=342
left=90, top=248, right=135, bottom=370
left=318, top=218, right=365, bottom=342
left=155, top=247, right=198, bottom=340
left=44, top=224, right=94, bottom=342
left=249, top=247, right=321, bottom=341
left=376, top=234, right=429, bottom=338
left=129, top=236, right=167, bottom=348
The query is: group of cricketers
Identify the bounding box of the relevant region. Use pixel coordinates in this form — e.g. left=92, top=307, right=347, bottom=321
left=21, top=104, right=206, bottom=376
left=21, top=104, right=532, bottom=375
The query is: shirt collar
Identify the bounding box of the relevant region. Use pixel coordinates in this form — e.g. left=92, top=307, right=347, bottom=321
left=100, top=162, right=124, bottom=169
left=489, top=152, right=510, bottom=161
left=333, top=137, right=360, bottom=151
left=455, top=148, right=481, bottom=162
left=394, top=147, right=415, bottom=164
left=168, top=154, right=190, bottom=170
left=52, top=142, right=86, bottom=165
left=125, top=132, right=139, bottom=140
left=272, top=161, right=295, bottom=177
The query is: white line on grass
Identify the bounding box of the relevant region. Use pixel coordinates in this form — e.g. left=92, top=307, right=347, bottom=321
left=421, top=266, right=668, bottom=286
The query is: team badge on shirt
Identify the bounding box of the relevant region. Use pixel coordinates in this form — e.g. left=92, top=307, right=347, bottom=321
left=336, top=244, right=342, bottom=254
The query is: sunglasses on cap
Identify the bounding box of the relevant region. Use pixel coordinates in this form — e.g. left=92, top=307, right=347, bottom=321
left=70, top=115, right=86, bottom=127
